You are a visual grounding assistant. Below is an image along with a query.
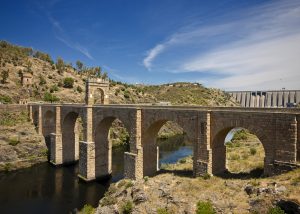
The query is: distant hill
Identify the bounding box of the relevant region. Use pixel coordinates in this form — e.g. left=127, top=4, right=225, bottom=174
left=0, top=40, right=236, bottom=106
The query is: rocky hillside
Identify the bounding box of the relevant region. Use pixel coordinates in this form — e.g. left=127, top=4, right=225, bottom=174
left=0, top=106, right=47, bottom=171
left=0, top=41, right=236, bottom=106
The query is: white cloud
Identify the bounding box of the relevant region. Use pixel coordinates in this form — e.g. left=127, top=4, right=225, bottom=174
left=143, top=0, right=300, bottom=90
left=143, top=44, right=165, bottom=70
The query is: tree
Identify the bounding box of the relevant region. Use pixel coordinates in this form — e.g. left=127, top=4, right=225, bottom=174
left=56, top=57, right=65, bottom=74
left=94, top=66, right=102, bottom=77
left=1, top=70, right=9, bottom=84
left=44, top=92, right=60, bottom=103
left=102, top=71, right=108, bottom=79
left=63, top=77, right=74, bottom=88
left=26, top=60, right=32, bottom=74
left=76, top=60, right=83, bottom=72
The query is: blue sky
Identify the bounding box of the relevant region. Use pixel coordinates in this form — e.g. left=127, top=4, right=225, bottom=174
left=1, top=0, right=300, bottom=90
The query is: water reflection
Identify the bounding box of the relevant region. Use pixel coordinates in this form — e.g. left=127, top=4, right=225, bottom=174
left=0, top=134, right=192, bottom=214
left=158, top=135, right=193, bottom=165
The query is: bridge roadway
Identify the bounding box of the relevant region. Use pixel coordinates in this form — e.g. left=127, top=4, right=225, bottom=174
left=29, top=103, right=300, bottom=181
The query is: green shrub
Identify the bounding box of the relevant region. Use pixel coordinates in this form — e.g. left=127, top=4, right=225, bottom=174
left=79, top=204, right=95, bottom=214
left=196, top=201, right=215, bottom=214
left=77, top=86, right=83, bottom=93
left=143, top=176, right=149, bottom=182
left=120, top=201, right=133, bottom=214
left=250, top=148, right=257, bottom=155
left=39, top=75, right=46, bottom=85
left=44, top=92, right=60, bottom=102
left=50, top=85, right=59, bottom=93
left=157, top=208, right=170, bottom=214
left=100, top=195, right=117, bottom=206
left=0, top=95, right=12, bottom=103
left=125, top=180, right=134, bottom=189
left=267, top=206, right=285, bottom=214
left=124, top=90, right=130, bottom=99
left=63, top=77, right=74, bottom=88
left=8, top=138, right=20, bottom=146
left=202, top=173, right=211, bottom=180
left=4, top=163, right=12, bottom=172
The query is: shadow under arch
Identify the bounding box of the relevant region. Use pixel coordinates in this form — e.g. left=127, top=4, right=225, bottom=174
left=212, top=126, right=267, bottom=179
left=94, top=116, right=130, bottom=180
left=143, top=119, right=192, bottom=177
left=42, top=110, right=55, bottom=160
left=61, top=112, right=83, bottom=164
left=33, top=110, right=39, bottom=130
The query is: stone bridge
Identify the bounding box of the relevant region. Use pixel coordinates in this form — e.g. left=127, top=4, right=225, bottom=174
left=27, top=78, right=300, bottom=181
left=28, top=103, right=300, bottom=181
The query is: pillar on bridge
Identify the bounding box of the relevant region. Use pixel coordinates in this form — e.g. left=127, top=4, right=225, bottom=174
left=38, top=105, right=43, bottom=135
left=297, top=115, right=300, bottom=163
left=124, top=108, right=143, bottom=180
left=78, top=106, right=96, bottom=181
left=28, top=105, right=33, bottom=122
left=193, top=112, right=212, bottom=176
left=50, top=106, right=63, bottom=165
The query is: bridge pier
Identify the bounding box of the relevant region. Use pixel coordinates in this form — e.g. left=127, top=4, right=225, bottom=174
left=78, top=141, right=95, bottom=181
left=124, top=109, right=143, bottom=180
left=50, top=133, right=63, bottom=165
left=193, top=112, right=213, bottom=176
left=49, top=106, right=63, bottom=165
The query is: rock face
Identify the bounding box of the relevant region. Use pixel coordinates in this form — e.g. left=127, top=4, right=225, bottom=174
left=0, top=107, right=47, bottom=171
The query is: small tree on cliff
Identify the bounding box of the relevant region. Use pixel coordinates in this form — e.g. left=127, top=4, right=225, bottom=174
left=76, top=60, right=83, bottom=72
left=56, top=57, right=65, bottom=74
left=1, top=70, right=9, bottom=84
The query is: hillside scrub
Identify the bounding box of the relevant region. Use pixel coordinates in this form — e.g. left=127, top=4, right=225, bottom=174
left=0, top=41, right=237, bottom=106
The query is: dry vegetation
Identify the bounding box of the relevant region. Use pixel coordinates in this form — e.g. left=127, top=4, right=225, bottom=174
left=98, top=131, right=299, bottom=213
left=0, top=41, right=236, bottom=106
left=0, top=110, right=47, bottom=171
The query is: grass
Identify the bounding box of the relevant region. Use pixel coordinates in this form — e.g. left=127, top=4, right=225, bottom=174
left=120, top=201, right=133, bottom=214
left=196, top=201, right=216, bottom=214
left=78, top=204, right=95, bottom=214
left=157, top=208, right=170, bottom=214
left=0, top=111, right=28, bottom=126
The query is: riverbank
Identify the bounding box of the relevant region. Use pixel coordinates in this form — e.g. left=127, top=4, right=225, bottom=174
left=95, top=156, right=300, bottom=214
left=0, top=109, right=48, bottom=172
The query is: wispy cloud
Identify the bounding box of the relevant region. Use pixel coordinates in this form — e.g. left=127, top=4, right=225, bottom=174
left=47, top=14, right=94, bottom=60
left=143, top=0, right=300, bottom=90
left=143, top=44, right=165, bottom=70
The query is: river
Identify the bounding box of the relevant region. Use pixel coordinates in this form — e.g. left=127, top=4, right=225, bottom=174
left=0, top=136, right=193, bottom=214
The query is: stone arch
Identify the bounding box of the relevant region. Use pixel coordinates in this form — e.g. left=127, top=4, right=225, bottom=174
left=94, top=116, right=131, bottom=179
left=211, top=123, right=270, bottom=176
left=42, top=110, right=55, bottom=156
left=33, top=110, right=39, bottom=128
left=93, top=88, right=105, bottom=104
left=142, top=119, right=191, bottom=177
left=61, top=111, right=83, bottom=164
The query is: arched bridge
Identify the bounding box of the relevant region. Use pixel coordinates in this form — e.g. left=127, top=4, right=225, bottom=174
left=28, top=104, right=300, bottom=181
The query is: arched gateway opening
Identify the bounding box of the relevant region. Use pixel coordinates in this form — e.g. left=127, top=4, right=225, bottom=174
left=61, top=112, right=84, bottom=164
left=94, top=118, right=130, bottom=180
left=42, top=110, right=55, bottom=159
left=143, top=120, right=193, bottom=177
left=212, top=127, right=265, bottom=178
